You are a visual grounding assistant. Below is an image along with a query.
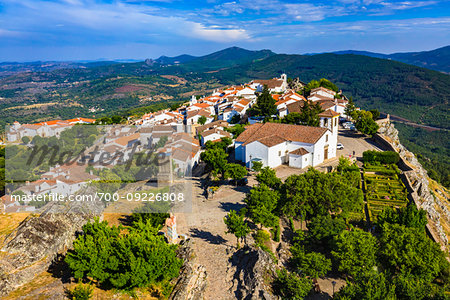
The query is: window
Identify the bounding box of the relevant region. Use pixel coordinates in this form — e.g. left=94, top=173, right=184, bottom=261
left=326, top=134, right=328, bottom=142
left=278, top=151, right=281, bottom=156
left=304, top=157, right=307, bottom=162
left=334, top=118, right=337, bottom=127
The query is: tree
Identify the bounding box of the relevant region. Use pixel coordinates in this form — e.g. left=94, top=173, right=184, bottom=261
left=225, top=124, right=245, bottom=138
left=129, top=200, right=171, bottom=230
left=249, top=85, right=277, bottom=117
left=298, top=100, right=323, bottom=127
left=200, top=147, right=228, bottom=176
left=225, top=163, right=247, bottom=185
left=303, top=78, right=338, bottom=96
left=354, top=110, right=379, bottom=136
left=251, top=161, right=263, bottom=173
left=291, top=249, right=332, bottom=279
left=281, top=169, right=363, bottom=221
left=229, top=114, right=241, bottom=124
left=155, top=135, right=168, bottom=149
left=244, top=184, right=280, bottom=228
left=198, top=115, right=207, bottom=125
left=307, top=215, right=346, bottom=249
left=273, top=269, right=312, bottom=300
left=65, top=218, right=182, bottom=290
left=332, top=229, right=378, bottom=278
left=111, top=115, right=122, bottom=124
left=21, top=136, right=30, bottom=144
left=205, top=137, right=232, bottom=151
left=256, top=167, right=281, bottom=190
left=224, top=210, right=250, bottom=247
left=335, top=271, right=396, bottom=300
left=344, top=97, right=357, bottom=119
left=369, top=109, right=380, bottom=120
left=377, top=205, right=427, bottom=231
left=281, top=112, right=302, bottom=125
left=378, top=223, right=449, bottom=283
left=93, top=168, right=122, bottom=194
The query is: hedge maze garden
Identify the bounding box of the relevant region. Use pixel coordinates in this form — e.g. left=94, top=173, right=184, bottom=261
left=362, top=151, right=408, bottom=221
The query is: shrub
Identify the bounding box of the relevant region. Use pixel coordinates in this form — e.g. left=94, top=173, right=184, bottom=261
left=273, top=269, right=312, bottom=299
left=65, top=219, right=182, bottom=290
left=271, top=223, right=281, bottom=242
left=70, top=283, right=94, bottom=300
left=251, top=161, right=263, bottom=173
left=254, top=229, right=271, bottom=245
left=363, top=151, right=400, bottom=164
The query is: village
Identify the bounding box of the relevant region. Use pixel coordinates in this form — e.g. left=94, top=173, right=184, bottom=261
left=1, top=74, right=364, bottom=213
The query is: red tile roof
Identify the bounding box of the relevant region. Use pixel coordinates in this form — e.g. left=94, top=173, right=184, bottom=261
left=290, top=147, right=309, bottom=156
left=319, top=110, right=340, bottom=117
left=236, top=122, right=327, bottom=147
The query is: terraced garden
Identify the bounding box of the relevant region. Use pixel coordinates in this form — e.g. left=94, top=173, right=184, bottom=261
left=363, top=163, right=409, bottom=221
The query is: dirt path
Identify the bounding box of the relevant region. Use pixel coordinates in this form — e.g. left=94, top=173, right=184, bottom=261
left=175, top=179, right=248, bottom=299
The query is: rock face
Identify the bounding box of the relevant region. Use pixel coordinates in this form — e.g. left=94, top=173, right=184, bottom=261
left=378, top=121, right=450, bottom=251
left=0, top=200, right=103, bottom=296
left=169, top=239, right=207, bottom=300
left=230, top=246, right=279, bottom=300
left=287, top=78, right=305, bottom=91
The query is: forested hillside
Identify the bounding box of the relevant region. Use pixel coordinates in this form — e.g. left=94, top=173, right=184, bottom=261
left=332, top=45, right=450, bottom=73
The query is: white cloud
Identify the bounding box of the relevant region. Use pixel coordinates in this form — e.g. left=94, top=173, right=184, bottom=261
left=189, top=23, right=250, bottom=42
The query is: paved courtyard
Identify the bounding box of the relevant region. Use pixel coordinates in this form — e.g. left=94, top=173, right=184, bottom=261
left=275, top=126, right=382, bottom=180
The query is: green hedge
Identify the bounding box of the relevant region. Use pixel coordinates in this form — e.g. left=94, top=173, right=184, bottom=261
left=363, top=150, right=400, bottom=164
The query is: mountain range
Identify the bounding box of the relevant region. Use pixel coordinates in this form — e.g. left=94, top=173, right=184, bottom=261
left=331, top=45, right=450, bottom=73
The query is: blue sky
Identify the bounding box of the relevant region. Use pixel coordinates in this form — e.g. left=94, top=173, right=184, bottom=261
left=0, top=0, right=449, bottom=61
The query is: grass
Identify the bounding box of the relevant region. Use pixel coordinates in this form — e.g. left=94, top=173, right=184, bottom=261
left=0, top=212, right=30, bottom=247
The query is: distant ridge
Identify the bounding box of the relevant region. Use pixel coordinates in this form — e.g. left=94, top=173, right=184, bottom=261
left=330, top=45, right=450, bottom=73
left=155, top=54, right=197, bottom=65
left=165, top=46, right=276, bottom=72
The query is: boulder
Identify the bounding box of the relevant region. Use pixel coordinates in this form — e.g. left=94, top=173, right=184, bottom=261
left=230, top=246, right=279, bottom=300
left=169, top=239, right=207, bottom=300
left=0, top=199, right=103, bottom=296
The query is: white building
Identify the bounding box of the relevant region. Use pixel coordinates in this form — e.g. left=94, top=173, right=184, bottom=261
left=235, top=114, right=338, bottom=169
left=200, top=128, right=233, bottom=146
left=250, top=74, right=288, bottom=93
left=310, top=87, right=336, bottom=99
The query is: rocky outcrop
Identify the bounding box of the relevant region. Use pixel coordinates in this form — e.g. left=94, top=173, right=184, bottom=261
left=169, top=239, right=207, bottom=300
left=378, top=121, right=450, bottom=251
left=0, top=199, right=103, bottom=296
left=230, top=246, right=279, bottom=300
left=287, top=78, right=305, bottom=91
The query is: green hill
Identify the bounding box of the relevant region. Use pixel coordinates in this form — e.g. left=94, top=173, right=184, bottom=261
left=389, top=46, right=450, bottom=73
left=178, top=47, right=275, bottom=72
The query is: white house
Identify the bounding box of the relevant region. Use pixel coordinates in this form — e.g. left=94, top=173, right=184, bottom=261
left=200, top=128, right=233, bottom=146
left=235, top=118, right=338, bottom=169
left=250, top=74, right=288, bottom=93
left=310, top=87, right=336, bottom=99
left=236, top=86, right=257, bottom=99
left=186, top=109, right=214, bottom=125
